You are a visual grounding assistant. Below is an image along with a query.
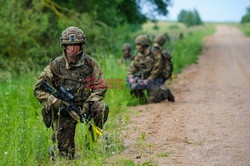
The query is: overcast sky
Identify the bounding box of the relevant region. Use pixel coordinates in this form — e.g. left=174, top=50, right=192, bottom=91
left=150, top=0, right=250, bottom=22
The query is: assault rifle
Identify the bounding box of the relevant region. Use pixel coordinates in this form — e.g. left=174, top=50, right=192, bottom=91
left=39, top=80, right=103, bottom=136
left=127, top=71, right=146, bottom=90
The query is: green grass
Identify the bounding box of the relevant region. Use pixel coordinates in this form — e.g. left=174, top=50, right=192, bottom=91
left=0, top=56, right=141, bottom=165
left=171, top=24, right=215, bottom=74
left=156, top=151, right=172, bottom=157
left=0, top=21, right=215, bottom=165
left=142, top=21, right=186, bottom=35
left=238, top=23, right=250, bottom=37
left=142, top=21, right=215, bottom=74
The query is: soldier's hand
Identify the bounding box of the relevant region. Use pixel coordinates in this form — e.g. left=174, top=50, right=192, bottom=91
left=82, top=102, right=90, bottom=114
left=52, top=98, right=63, bottom=109
left=143, top=79, right=149, bottom=85
left=129, top=77, right=135, bottom=83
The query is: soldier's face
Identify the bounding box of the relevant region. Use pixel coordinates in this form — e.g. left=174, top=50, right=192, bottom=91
left=136, top=44, right=142, bottom=52
left=123, top=49, right=130, bottom=55
left=66, top=44, right=81, bottom=57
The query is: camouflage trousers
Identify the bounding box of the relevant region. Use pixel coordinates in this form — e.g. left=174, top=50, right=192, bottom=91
left=51, top=101, right=109, bottom=158
left=131, top=84, right=174, bottom=103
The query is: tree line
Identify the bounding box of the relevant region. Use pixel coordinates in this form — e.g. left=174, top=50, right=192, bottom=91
left=177, top=9, right=203, bottom=27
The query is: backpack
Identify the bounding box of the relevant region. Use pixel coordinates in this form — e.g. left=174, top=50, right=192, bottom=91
left=161, top=50, right=173, bottom=80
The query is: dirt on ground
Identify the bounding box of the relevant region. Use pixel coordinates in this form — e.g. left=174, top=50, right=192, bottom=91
left=114, top=25, right=250, bottom=165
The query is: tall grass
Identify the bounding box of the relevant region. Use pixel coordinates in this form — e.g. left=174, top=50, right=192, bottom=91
left=0, top=73, right=49, bottom=165
left=238, top=23, right=250, bottom=37
left=171, top=25, right=215, bottom=73
left=0, top=57, right=139, bottom=165
left=0, top=22, right=215, bottom=165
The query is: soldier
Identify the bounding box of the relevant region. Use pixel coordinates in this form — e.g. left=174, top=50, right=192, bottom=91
left=153, top=34, right=175, bottom=102
left=34, top=26, right=109, bottom=160
left=127, top=35, right=168, bottom=103
left=163, top=32, right=170, bottom=41
left=120, top=43, right=134, bottom=63
left=179, top=32, right=184, bottom=40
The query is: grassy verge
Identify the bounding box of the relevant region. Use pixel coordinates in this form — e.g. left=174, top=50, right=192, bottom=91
left=238, top=23, right=250, bottom=37
left=172, top=24, right=215, bottom=73
left=0, top=22, right=215, bottom=165
left=0, top=57, right=139, bottom=165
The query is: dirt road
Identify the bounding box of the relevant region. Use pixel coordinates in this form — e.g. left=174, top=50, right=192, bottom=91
left=117, top=25, right=250, bottom=165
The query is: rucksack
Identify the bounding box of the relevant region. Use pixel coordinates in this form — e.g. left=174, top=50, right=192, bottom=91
left=161, top=50, right=173, bottom=80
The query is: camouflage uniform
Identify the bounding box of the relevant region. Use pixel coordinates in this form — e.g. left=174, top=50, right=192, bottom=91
left=128, top=35, right=164, bottom=103
left=152, top=34, right=175, bottom=102
left=120, top=43, right=134, bottom=63
left=34, top=26, right=109, bottom=159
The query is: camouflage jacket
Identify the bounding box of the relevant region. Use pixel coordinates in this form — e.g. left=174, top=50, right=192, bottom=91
left=123, top=53, right=134, bottom=61
left=128, top=47, right=162, bottom=80
left=34, top=52, right=107, bottom=110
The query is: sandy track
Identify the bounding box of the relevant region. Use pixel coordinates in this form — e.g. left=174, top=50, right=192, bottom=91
left=116, top=25, right=250, bottom=165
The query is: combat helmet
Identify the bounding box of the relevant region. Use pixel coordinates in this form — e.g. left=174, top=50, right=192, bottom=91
left=154, top=34, right=166, bottom=46
left=135, top=35, right=150, bottom=46
left=122, top=43, right=131, bottom=50
left=60, top=26, right=86, bottom=47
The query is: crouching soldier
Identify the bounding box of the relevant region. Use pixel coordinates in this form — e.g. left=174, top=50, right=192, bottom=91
left=152, top=34, right=175, bottom=102
left=120, top=43, right=134, bottom=64
left=34, top=26, right=109, bottom=160
left=127, top=35, right=170, bottom=103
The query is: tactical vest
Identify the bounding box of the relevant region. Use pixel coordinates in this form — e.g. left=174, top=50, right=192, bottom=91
left=50, top=55, right=93, bottom=107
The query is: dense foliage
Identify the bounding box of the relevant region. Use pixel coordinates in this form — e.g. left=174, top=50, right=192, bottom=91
left=0, top=0, right=171, bottom=79
left=177, top=9, right=203, bottom=27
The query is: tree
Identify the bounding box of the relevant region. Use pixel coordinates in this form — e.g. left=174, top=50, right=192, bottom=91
left=193, top=9, right=202, bottom=25
left=52, top=0, right=172, bottom=26
left=177, top=9, right=203, bottom=27
left=241, top=2, right=250, bottom=23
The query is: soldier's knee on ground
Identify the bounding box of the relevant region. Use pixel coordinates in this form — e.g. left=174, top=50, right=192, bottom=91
left=147, top=88, right=170, bottom=103
left=90, top=102, right=109, bottom=128
left=130, top=89, right=144, bottom=98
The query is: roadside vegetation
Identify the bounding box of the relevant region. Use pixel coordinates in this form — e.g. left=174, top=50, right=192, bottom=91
left=0, top=0, right=216, bottom=165
left=239, top=2, right=250, bottom=36
left=238, top=23, right=250, bottom=37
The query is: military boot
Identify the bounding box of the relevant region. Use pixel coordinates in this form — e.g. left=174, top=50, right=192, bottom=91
left=166, top=89, right=175, bottom=102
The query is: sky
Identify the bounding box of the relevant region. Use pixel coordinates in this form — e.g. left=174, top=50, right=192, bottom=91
left=154, top=0, right=250, bottom=22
